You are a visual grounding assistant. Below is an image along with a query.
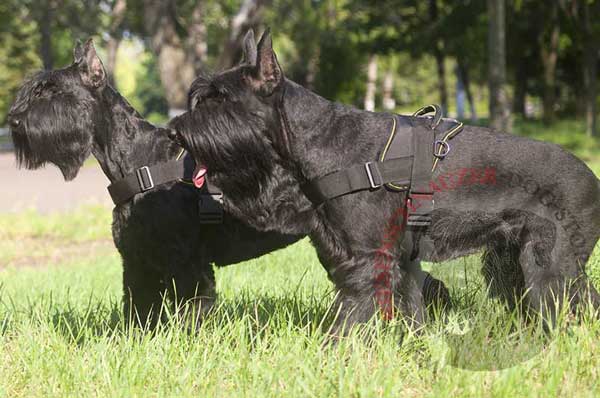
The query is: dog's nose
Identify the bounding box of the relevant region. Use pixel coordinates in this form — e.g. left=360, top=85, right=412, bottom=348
left=8, top=117, right=20, bottom=129
left=167, top=128, right=181, bottom=144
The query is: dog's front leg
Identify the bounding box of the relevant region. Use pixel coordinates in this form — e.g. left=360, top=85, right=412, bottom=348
left=122, top=260, right=167, bottom=329
left=328, top=257, right=382, bottom=336
left=402, top=259, right=451, bottom=324
left=327, top=254, right=430, bottom=336
left=167, top=263, right=217, bottom=330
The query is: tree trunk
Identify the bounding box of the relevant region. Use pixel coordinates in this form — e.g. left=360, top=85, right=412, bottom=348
left=39, top=0, right=54, bottom=70
left=364, top=54, right=378, bottom=111
left=582, top=2, right=598, bottom=137
left=382, top=69, right=395, bottom=111
left=455, top=66, right=466, bottom=119
left=188, top=0, right=207, bottom=75
left=105, top=0, right=127, bottom=88
left=457, top=60, right=478, bottom=122
left=216, top=0, right=265, bottom=69
left=143, top=0, right=196, bottom=115
left=304, top=47, right=320, bottom=90
left=583, top=50, right=598, bottom=137
left=513, top=59, right=527, bottom=117
left=540, top=3, right=560, bottom=125
left=430, top=0, right=448, bottom=113
left=105, top=38, right=121, bottom=88
left=434, top=48, right=448, bottom=113
left=487, top=0, right=511, bottom=132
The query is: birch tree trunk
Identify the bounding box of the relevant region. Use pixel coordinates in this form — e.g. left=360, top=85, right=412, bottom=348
left=382, top=69, right=395, bottom=111
left=364, top=54, right=378, bottom=111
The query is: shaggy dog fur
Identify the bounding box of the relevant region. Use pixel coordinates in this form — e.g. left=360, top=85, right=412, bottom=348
left=170, top=29, right=600, bottom=331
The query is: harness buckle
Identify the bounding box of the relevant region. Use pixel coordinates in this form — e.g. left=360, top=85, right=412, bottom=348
left=365, top=162, right=383, bottom=189
left=198, top=193, right=224, bottom=224
left=407, top=193, right=434, bottom=227
left=433, top=140, right=451, bottom=159
left=135, top=166, right=155, bottom=192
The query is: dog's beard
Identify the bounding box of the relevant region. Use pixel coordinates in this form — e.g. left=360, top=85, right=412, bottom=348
left=170, top=106, right=313, bottom=235
left=170, top=104, right=277, bottom=196
left=11, top=100, right=93, bottom=181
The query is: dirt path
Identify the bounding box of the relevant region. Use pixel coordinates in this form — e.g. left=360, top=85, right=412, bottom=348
left=0, top=152, right=112, bottom=213
left=2, top=237, right=116, bottom=269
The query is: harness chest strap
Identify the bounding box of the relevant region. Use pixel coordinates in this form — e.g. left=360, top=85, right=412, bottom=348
left=107, top=160, right=188, bottom=205
left=106, top=156, right=224, bottom=224
left=302, top=106, right=463, bottom=228
left=302, top=156, right=414, bottom=204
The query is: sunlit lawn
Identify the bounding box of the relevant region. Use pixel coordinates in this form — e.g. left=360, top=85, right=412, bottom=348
left=0, top=121, right=599, bottom=397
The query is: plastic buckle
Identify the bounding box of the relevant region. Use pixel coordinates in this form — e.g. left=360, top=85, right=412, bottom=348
left=198, top=193, right=224, bottom=224
left=407, top=193, right=434, bottom=227
left=136, top=166, right=155, bottom=192
left=364, top=162, right=383, bottom=189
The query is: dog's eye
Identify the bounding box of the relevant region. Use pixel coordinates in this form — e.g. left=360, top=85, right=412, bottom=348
left=190, top=84, right=229, bottom=109
left=207, top=86, right=227, bottom=102
left=206, top=91, right=223, bottom=101
left=33, top=81, right=56, bottom=98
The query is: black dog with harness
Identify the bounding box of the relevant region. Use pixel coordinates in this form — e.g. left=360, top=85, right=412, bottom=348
left=170, top=28, right=600, bottom=334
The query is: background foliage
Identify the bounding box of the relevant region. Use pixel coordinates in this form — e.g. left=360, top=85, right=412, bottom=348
left=0, top=0, right=599, bottom=131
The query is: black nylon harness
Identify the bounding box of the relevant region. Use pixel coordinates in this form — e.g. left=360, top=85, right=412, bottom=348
left=106, top=151, right=224, bottom=224
left=106, top=105, right=461, bottom=230
left=302, top=105, right=464, bottom=228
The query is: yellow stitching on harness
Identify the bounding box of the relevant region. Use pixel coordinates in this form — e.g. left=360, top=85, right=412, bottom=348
left=380, top=107, right=462, bottom=190
left=175, top=148, right=196, bottom=186
left=380, top=117, right=397, bottom=162
left=380, top=118, right=409, bottom=191
left=413, top=104, right=442, bottom=129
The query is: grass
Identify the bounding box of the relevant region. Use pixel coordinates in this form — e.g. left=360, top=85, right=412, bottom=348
left=0, top=206, right=599, bottom=397
left=0, top=120, right=599, bottom=396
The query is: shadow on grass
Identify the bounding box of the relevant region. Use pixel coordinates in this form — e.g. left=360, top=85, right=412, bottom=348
left=0, top=284, right=570, bottom=372
left=50, top=301, right=123, bottom=345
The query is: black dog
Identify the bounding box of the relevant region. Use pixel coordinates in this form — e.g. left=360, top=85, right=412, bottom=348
left=170, top=29, right=600, bottom=331
left=7, top=39, right=302, bottom=327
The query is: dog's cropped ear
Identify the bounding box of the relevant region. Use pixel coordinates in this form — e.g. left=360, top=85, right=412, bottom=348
left=250, top=28, right=282, bottom=95
left=241, top=29, right=257, bottom=65
left=77, top=38, right=107, bottom=89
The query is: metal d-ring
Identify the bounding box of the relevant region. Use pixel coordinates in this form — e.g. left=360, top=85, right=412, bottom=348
left=433, top=140, right=451, bottom=159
